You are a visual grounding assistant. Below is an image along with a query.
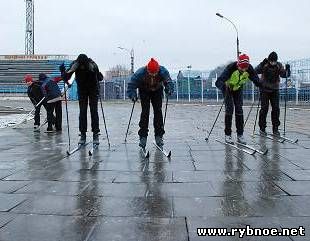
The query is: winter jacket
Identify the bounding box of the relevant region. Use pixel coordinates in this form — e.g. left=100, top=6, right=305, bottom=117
left=64, top=58, right=103, bottom=96
left=41, top=76, right=62, bottom=103
left=127, top=66, right=173, bottom=98
left=27, top=81, right=44, bottom=105
left=255, top=59, right=290, bottom=92
left=215, top=62, right=260, bottom=93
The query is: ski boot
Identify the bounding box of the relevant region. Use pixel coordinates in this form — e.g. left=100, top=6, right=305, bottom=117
left=225, top=135, right=234, bottom=144
left=237, top=135, right=247, bottom=144
left=34, top=125, right=40, bottom=132
left=155, top=136, right=164, bottom=147
left=93, top=133, right=100, bottom=145
left=139, top=136, right=147, bottom=149
left=78, top=133, right=86, bottom=145
left=259, top=128, right=267, bottom=136
left=237, top=135, right=246, bottom=145
left=46, top=126, right=54, bottom=133
left=273, top=128, right=280, bottom=136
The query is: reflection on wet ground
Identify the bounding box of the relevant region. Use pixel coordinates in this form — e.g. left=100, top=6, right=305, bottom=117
left=0, top=101, right=309, bottom=240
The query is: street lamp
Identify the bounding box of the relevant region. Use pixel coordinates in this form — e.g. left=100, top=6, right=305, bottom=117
left=187, top=65, right=192, bottom=102
left=216, top=12, right=240, bottom=58
left=118, top=46, right=134, bottom=74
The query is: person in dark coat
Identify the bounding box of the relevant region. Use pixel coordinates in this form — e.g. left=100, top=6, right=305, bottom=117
left=255, top=51, right=290, bottom=135
left=127, top=58, right=174, bottom=148
left=60, top=54, right=103, bottom=144
left=24, top=74, right=49, bottom=131
left=40, top=73, right=63, bottom=132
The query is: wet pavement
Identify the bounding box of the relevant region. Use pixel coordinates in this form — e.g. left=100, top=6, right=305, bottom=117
left=0, top=100, right=309, bottom=241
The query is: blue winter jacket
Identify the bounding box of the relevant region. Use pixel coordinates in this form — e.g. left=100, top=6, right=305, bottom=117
left=127, top=66, right=174, bottom=98
left=41, top=76, right=62, bottom=102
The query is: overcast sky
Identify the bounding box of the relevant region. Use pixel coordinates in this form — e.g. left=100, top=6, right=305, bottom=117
left=1, top=0, right=309, bottom=73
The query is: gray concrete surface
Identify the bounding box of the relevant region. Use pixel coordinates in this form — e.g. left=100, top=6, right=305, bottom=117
left=0, top=100, right=309, bottom=241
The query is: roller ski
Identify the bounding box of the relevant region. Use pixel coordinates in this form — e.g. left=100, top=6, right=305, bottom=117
left=66, top=133, right=90, bottom=156
left=89, top=133, right=100, bottom=156
left=139, top=137, right=150, bottom=158
left=153, top=136, right=171, bottom=158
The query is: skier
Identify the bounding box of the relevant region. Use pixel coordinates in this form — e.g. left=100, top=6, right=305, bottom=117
left=59, top=54, right=103, bottom=145
left=40, top=73, right=63, bottom=132
left=127, top=58, right=174, bottom=148
left=255, top=51, right=290, bottom=136
left=24, top=74, right=49, bottom=131
left=215, top=54, right=261, bottom=144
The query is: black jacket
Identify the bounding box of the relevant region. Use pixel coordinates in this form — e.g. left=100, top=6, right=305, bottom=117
left=64, top=58, right=103, bottom=96
left=255, top=59, right=290, bottom=92
left=27, top=82, right=44, bottom=105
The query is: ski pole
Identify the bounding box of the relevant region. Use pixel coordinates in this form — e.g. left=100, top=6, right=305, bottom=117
left=205, top=98, right=225, bottom=141
left=16, top=97, right=46, bottom=125
left=283, top=69, right=288, bottom=136
left=244, top=98, right=256, bottom=128
left=252, top=93, right=261, bottom=135
left=163, top=96, right=168, bottom=127
left=98, top=89, right=111, bottom=149
left=125, top=100, right=136, bottom=143
left=63, top=82, right=71, bottom=151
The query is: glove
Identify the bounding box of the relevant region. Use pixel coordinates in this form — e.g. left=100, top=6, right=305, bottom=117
left=285, top=64, right=290, bottom=71
left=128, top=91, right=138, bottom=102
left=164, top=81, right=174, bottom=96
left=59, top=63, right=66, bottom=73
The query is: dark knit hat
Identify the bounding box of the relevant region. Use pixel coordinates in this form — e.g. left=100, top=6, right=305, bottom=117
left=268, top=51, right=278, bottom=62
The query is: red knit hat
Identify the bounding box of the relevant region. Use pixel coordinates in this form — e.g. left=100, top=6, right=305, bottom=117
left=24, top=74, right=33, bottom=83
left=237, top=54, right=250, bottom=69
left=147, top=58, right=160, bottom=74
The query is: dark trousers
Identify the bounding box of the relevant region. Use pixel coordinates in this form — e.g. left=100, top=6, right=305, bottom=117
left=259, top=91, right=280, bottom=131
left=138, top=88, right=165, bottom=138
left=47, top=101, right=62, bottom=130
left=224, top=89, right=244, bottom=136
left=79, top=94, right=100, bottom=134
left=34, top=101, right=48, bottom=126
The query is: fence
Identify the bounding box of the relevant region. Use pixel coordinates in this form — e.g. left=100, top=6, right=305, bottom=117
left=1, top=79, right=309, bottom=106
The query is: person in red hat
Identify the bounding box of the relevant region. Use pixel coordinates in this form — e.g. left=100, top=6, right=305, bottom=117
left=215, top=54, right=261, bottom=144
left=23, top=74, right=49, bottom=131
left=127, top=58, right=174, bottom=148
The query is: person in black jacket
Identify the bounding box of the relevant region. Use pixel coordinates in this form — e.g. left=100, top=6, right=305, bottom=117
left=215, top=54, right=261, bottom=144
left=255, top=52, right=290, bottom=135
left=24, top=74, right=49, bottom=131
left=60, top=54, right=103, bottom=144
left=40, top=73, right=63, bottom=132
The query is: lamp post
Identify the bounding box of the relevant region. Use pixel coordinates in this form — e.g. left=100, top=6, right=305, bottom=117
left=118, top=46, right=134, bottom=74
left=216, top=12, right=240, bottom=58
left=187, top=65, right=192, bottom=102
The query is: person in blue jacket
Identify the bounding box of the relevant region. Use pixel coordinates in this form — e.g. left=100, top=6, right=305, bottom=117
left=215, top=54, right=261, bottom=144
left=127, top=58, right=174, bottom=148
left=40, top=73, right=63, bottom=132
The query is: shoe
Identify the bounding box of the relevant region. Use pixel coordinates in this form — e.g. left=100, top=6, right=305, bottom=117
left=46, top=126, right=54, bottom=133
left=93, top=133, right=100, bottom=145
left=259, top=129, right=267, bottom=136
left=139, top=136, right=147, bottom=148
left=237, top=135, right=247, bottom=144
left=273, top=129, right=280, bottom=136
left=225, top=135, right=234, bottom=144
left=155, top=136, right=164, bottom=147
left=34, top=125, right=40, bottom=132
left=78, top=133, right=86, bottom=145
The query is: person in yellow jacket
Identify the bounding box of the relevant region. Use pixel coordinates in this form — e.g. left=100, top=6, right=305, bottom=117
left=215, top=54, right=261, bottom=144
